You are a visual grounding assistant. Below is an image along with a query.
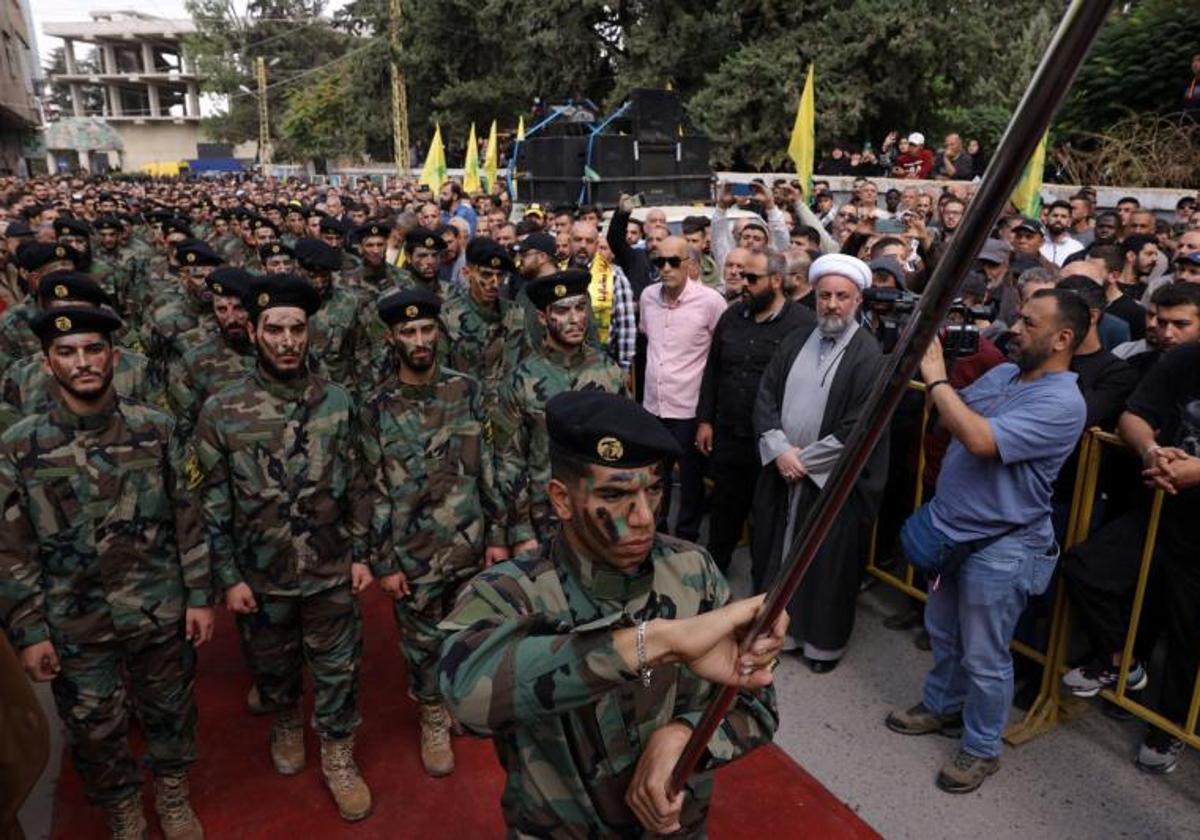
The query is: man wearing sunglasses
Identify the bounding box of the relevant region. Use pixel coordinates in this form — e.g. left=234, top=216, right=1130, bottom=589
left=639, top=237, right=727, bottom=543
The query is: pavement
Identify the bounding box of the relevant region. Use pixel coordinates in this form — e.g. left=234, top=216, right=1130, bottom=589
left=16, top=547, right=1200, bottom=839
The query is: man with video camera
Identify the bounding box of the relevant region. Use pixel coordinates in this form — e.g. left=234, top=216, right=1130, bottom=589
left=885, top=289, right=1088, bottom=794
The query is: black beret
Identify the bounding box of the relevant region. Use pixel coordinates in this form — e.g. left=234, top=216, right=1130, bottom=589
left=31, top=305, right=123, bottom=344
left=526, top=270, right=590, bottom=309
left=355, top=221, right=392, bottom=241
left=284, top=203, right=308, bottom=216
left=546, top=391, right=681, bottom=468
left=293, top=238, right=341, bottom=271
left=258, top=241, right=295, bottom=261
left=176, top=239, right=223, bottom=267
left=206, top=267, right=255, bottom=299
left=465, top=237, right=515, bottom=273
left=160, top=216, right=194, bottom=238
left=377, top=287, right=441, bottom=326
left=3, top=220, right=32, bottom=237
left=16, top=242, right=81, bottom=272
left=249, top=215, right=279, bottom=234
left=245, top=273, right=321, bottom=320
left=54, top=217, right=92, bottom=238
left=405, top=226, right=446, bottom=252
left=512, top=232, right=557, bottom=258
left=318, top=216, right=346, bottom=236
left=93, top=215, right=122, bottom=233
left=38, top=271, right=113, bottom=307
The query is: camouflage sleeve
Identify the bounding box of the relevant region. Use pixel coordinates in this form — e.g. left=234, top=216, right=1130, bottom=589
left=0, top=444, right=48, bottom=647
left=471, top=384, right=505, bottom=548
left=136, top=356, right=167, bottom=412
left=168, top=422, right=212, bottom=607
left=669, top=560, right=779, bottom=769
left=493, top=379, right=533, bottom=545
left=193, top=401, right=241, bottom=592
left=349, top=397, right=387, bottom=570
left=438, top=571, right=637, bottom=736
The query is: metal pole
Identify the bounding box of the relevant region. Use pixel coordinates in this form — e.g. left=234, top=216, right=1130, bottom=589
left=668, top=0, right=1116, bottom=797
left=389, top=0, right=410, bottom=179
left=256, top=56, right=271, bottom=170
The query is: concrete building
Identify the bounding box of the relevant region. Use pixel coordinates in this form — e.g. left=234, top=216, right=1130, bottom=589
left=0, top=0, right=40, bottom=175
left=44, top=11, right=203, bottom=172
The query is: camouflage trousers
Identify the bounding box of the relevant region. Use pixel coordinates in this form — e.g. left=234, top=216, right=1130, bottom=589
left=394, top=580, right=471, bottom=705
left=236, top=584, right=362, bottom=739
left=50, top=629, right=197, bottom=805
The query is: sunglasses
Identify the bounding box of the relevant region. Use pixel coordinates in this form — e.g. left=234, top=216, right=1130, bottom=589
left=651, top=255, right=684, bottom=269
left=741, top=272, right=768, bottom=285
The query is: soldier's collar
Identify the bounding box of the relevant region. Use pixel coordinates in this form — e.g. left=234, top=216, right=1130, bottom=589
left=254, top=364, right=311, bottom=401
left=466, top=289, right=502, bottom=320
left=50, top=388, right=118, bottom=431
left=552, top=535, right=654, bottom=605
left=540, top=341, right=594, bottom=369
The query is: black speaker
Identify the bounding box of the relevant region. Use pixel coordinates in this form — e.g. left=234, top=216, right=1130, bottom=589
left=592, top=135, right=634, bottom=177
left=629, top=88, right=682, bottom=144
left=635, top=142, right=677, bottom=178
left=522, top=137, right=587, bottom=179
left=679, top=136, right=710, bottom=173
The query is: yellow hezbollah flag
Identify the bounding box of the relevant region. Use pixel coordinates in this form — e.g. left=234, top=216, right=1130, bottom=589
left=1011, top=132, right=1048, bottom=217
left=463, top=123, right=482, bottom=193
left=483, top=120, right=498, bottom=192
left=787, top=64, right=815, bottom=195
left=419, top=123, right=448, bottom=192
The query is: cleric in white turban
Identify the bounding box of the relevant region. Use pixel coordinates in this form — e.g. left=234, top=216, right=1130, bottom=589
left=749, top=245, right=888, bottom=673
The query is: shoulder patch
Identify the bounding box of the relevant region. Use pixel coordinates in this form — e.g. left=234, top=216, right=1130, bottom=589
left=182, top=450, right=205, bottom=491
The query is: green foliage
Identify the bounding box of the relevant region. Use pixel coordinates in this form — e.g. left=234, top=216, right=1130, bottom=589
left=43, top=47, right=105, bottom=116
left=1058, top=0, right=1200, bottom=132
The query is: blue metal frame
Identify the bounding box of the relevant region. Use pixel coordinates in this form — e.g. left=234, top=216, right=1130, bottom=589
left=578, top=101, right=631, bottom=205
left=506, top=102, right=574, bottom=198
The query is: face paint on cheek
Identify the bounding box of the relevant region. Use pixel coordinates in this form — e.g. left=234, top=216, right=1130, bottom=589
left=593, top=506, right=630, bottom=546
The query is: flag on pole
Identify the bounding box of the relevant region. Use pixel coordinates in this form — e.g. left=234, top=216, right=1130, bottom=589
left=516, top=115, right=525, bottom=142
left=787, top=64, right=816, bottom=197
left=483, top=120, right=498, bottom=192
left=463, top=123, right=482, bottom=193
left=1011, top=132, right=1048, bottom=217
left=419, top=123, right=448, bottom=192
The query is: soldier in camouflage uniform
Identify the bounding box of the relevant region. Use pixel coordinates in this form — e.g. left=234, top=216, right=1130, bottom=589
left=494, top=271, right=626, bottom=552
left=294, top=238, right=365, bottom=388
left=318, top=217, right=361, bottom=274
left=143, top=240, right=222, bottom=379
left=354, top=288, right=507, bottom=777
left=439, top=390, right=784, bottom=837
left=241, top=217, right=279, bottom=273
left=0, top=306, right=209, bottom=840
left=439, top=237, right=527, bottom=412
left=192, top=273, right=373, bottom=822
left=345, top=222, right=405, bottom=297
left=91, top=216, right=138, bottom=317
left=0, top=243, right=83, bottom=382
left=137, top=217, right=195, bottom=317
left=54, top=217, right=120, bottom=308
left=394, top=226, right=449, bottom=297
left=258, top=240, right=295, bottom=275
left=165, top=268, right=256, bottom=439
left=211, top=211, right=250, bottom=268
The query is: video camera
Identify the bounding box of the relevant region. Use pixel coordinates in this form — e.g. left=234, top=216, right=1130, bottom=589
left=862, top=287, right=994, bottom=359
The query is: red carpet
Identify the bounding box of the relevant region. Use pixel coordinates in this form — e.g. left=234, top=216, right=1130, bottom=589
left=51, top=591, right=878, bottom=839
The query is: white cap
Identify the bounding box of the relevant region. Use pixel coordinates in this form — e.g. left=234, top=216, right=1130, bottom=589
left=810, top=253, right=872, bottom=291
left=907, top=132, right=925, bottom=146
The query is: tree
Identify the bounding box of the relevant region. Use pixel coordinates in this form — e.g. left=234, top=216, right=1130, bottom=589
left=43, top=46, right=105, bottom=117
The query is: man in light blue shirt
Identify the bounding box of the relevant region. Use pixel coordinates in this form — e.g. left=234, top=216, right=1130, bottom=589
left=886, top=289, right=1088, bottom=793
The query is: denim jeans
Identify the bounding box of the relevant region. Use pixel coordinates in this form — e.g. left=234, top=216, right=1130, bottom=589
left=922, top=531, right=1057, bottom=758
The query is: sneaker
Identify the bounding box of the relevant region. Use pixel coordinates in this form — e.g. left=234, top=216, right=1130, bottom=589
left=1062, top=660, right=1147, bottom=698
left=105, top=794, right=148, bottom=840
left=1135, top=731, right=1184, bottom=775
left=885, top=703, right=963, bottom=737
left=936, top=749, right=1000, bottom=793
left=320, top=737, right=372, bottom=821
left=270, top=708, right=306, bottom=775
left=154, top=773, right=204, bottom=840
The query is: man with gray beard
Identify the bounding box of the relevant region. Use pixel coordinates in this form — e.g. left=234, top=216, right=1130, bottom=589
left=750, top=254, right=889, bottom=673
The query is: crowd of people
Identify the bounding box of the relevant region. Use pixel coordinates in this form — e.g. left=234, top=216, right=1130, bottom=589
left=0, top=167, right=1197, bottom=838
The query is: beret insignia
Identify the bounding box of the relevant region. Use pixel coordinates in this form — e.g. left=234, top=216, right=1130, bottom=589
left=490, top=256, right=501, bottom=268
left=186, top=252, right=196, bottom=263
left=53, top=284, right=68, bottom=299
left=554, top=284, right=566, bottom=297
left=212, top=282, right=224, bottom=295
left=405, top=304, right=418, bottom=318
left=424, top=237, right=435, bottom=248
left=54, top=315, right=72, bottom=332
left=55, top=246, right=66, bottom=258
left=257, top=292, right=270, bottom=307
left=596, top=436, right=624, bottom=462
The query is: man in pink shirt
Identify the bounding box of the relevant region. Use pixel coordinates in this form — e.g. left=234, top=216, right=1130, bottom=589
left=639, top=235, right=727, bottom=541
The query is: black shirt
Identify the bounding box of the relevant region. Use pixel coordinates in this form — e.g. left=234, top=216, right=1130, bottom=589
left=1127, top=343, right=1200, bottom=452
left=1071, top=348, right=1139, bottom=430
left=1106, top=293, right=1146, bottom=341
left=696, top=301, right=815, bottom=439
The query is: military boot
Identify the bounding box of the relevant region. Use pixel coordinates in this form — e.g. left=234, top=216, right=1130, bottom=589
left=320, top=736, right=372, bottom=821
left=419, top=703, right=455, bottom=777
left=270, top=707, right=306, bottom=775
left=105, top=794, right=147, bottom=840
left=154, top=773, right=204, bottom=839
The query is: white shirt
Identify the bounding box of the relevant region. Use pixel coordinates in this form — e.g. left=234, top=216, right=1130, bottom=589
left=1040, top=234, right=1084, bottom=267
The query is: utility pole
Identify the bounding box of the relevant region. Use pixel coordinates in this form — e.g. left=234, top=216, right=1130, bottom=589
left=256, top=55, right=272, bottom=170
left=389, top=0, right=410, bottom=179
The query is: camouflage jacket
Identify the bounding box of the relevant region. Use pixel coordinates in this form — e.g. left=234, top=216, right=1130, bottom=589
left=166, top=332, right=255, bottom=439
left=354, top=367, right=504, bottom=606
left=144, top=286, right=216, bottom=373
left=439, top=535, right=778, bottom=838
left=212, top=234, right=250, bottom=268
left=494, top=344, right=626, bottom=544
left=193, top=368, right=356, bottom=597
left=0, top=304, right=40, bottom=383
left=393, top=265, right=451, bottom=299
left=1, top=350, right=162, bottom=434
left=344, top=261, right=405, bottom=298
left=0, top=395, right=208, bottom=649
left=439, top=292, right=529, bottom=409
left=309, top=285, right=365, bottom=388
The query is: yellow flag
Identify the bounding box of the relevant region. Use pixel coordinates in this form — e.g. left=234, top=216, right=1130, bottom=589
left=419, top=123, right=448, bottom=192
left=1011, top=132, right=1048, bottom=218
left=483, top=120, right=498, bottom=193
left=516, top=115, right=525, bottom=142
left=787, top=64, right=815, bottom=195
left=463, top=123, right=482, bottom=193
